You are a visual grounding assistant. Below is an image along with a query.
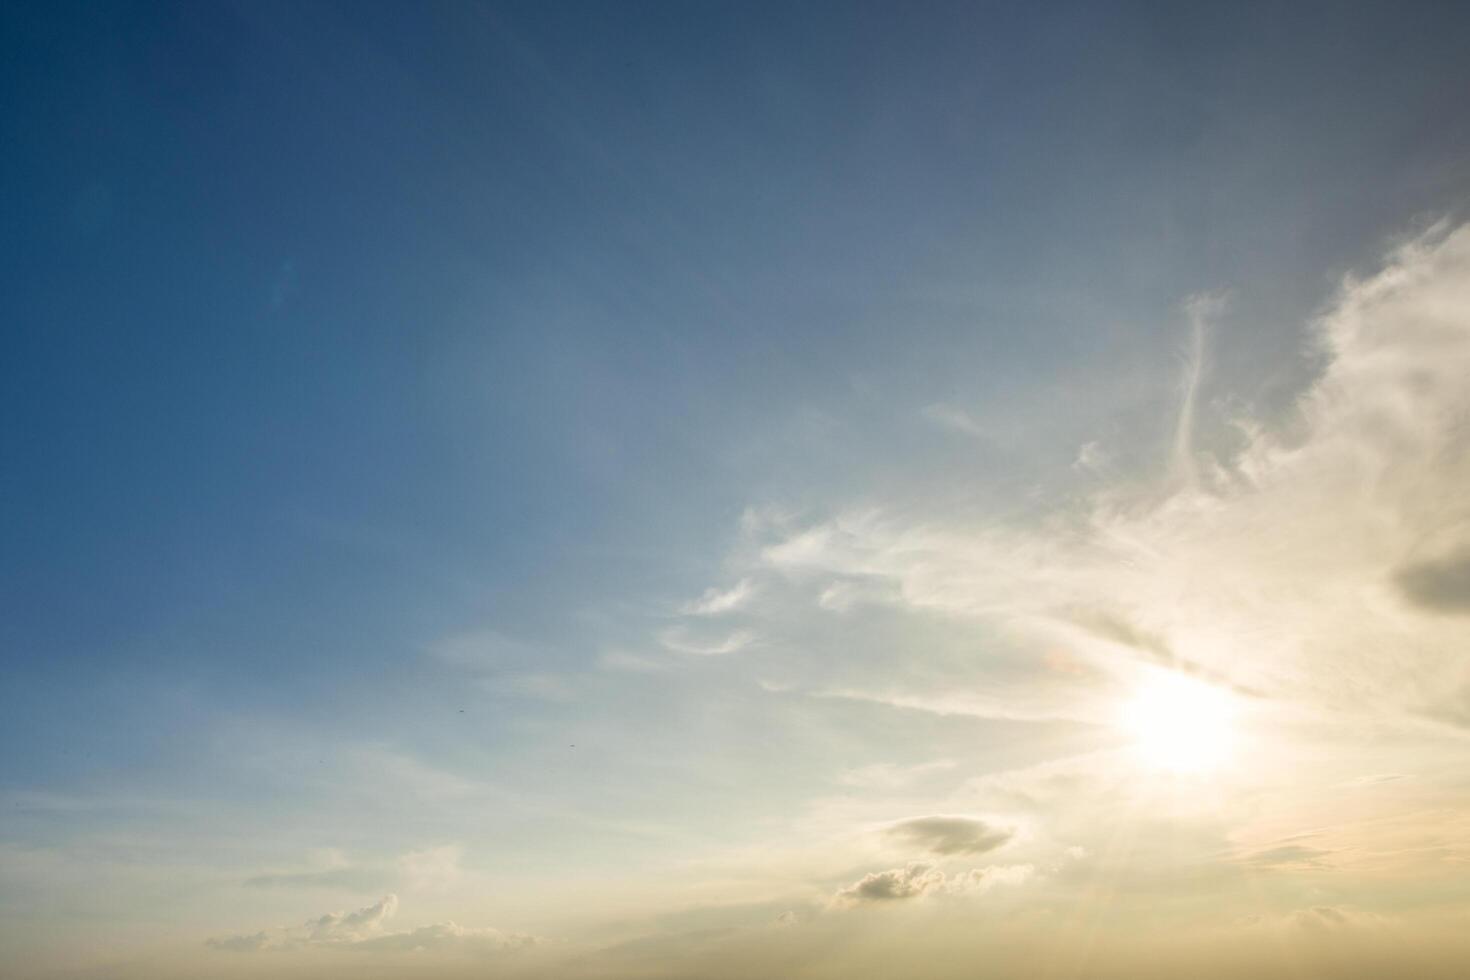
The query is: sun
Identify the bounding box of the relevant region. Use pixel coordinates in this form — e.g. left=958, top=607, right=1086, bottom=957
left=1118, top=671, right=1237, bottom=774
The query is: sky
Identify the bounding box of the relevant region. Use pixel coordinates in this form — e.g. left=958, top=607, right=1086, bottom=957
left=5, top=2, right=1470, bottom=977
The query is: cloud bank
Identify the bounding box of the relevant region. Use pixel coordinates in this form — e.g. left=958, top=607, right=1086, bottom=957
left=206, top=895, right=536, bottom=956
left=736, top=221, right=1470, bottom=729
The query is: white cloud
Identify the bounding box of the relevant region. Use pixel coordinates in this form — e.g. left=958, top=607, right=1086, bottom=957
left=744, top=222, right=1470, bottom=728
left=659, top=625, right=758, bottom=656
left=681, top=578, right=757, bottom=615
left=307, top=893, right=398, bottom=943
left=815, top=577, right=900, bottom=613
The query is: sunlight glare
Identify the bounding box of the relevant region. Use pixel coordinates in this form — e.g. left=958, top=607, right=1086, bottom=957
left=1119, top=671, right=1237, bottom=774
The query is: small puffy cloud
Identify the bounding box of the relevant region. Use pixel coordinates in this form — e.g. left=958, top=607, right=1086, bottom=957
left=884, top=816, right=1013, bottom=856
left=833, top=862, right=946, bottom=905
left=681, top=578, right=756, bottom=616
left=308, top=893, right=398, bottom=943
left=833, top=860, right=1033, bottom=906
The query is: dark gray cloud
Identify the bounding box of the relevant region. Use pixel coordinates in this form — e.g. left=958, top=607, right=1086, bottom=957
left=1395, top=550, right=1470, bottom=614
left=885, top=816, right=1013, bottom=856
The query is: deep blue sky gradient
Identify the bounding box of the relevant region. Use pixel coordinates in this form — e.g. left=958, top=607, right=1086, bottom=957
left=5, top=0, right=1470, bottom=806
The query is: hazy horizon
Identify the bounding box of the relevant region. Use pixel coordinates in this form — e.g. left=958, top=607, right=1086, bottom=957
left=6, top=3, right=1470, bottom=978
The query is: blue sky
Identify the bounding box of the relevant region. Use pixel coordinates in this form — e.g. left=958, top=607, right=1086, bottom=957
left=6, top=3, right=1470, bottom=978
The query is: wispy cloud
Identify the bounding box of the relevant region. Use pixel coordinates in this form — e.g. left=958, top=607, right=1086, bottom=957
left=207, top=894, right=537, bottom=955
left=658, top=626, right=758, bottom=656
left=680, top=578, right=757, bottom=616
left=922, top=403, right=988, bottom=438
left=741, top=223, right=1470, bottom=728
left=1169, top=292, right=1226, bottom=491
